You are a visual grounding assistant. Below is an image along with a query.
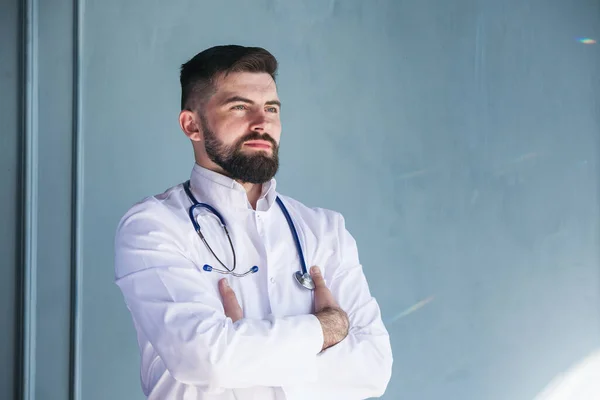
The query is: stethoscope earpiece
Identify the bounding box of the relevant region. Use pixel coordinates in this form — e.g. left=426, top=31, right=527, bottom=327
left=202, top=264, right=259, bottom=277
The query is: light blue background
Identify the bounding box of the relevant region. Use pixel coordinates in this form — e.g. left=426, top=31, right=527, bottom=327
left=2, top=0, right=599, bottom=399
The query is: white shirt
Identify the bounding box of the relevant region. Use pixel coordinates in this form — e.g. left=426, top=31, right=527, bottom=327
left=114, top=163, right=393, bottom=400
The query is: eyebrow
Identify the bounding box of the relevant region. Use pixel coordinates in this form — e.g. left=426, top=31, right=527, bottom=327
left=221, top=95, right=281, bottom=108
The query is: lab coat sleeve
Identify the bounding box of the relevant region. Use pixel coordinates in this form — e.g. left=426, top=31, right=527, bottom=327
left=113, top=201, right=324, bottom=392
left=312, top=214, right=393, bottom=399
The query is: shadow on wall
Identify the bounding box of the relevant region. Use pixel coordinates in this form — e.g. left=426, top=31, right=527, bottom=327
left=534, top=349, right=600, bottom=400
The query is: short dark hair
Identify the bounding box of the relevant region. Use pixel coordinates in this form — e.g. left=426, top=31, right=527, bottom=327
left=180, top=45, right=278, bottom=111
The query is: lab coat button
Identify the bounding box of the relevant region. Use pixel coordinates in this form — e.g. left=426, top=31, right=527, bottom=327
left=270, top=277, right=275, bottom=284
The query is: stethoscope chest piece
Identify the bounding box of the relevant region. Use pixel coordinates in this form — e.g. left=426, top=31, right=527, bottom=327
left=294, top=271, right=315, bottom=290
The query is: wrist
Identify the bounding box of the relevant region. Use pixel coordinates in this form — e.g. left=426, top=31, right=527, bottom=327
left=315, top=307, right=349, bottom=351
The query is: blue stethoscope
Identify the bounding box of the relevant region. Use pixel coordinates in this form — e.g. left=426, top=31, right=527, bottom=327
left=183, top=180, right=315, bottom=290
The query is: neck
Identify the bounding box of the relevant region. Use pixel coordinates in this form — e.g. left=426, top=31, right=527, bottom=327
left=240, top=181, right=262, bottom=210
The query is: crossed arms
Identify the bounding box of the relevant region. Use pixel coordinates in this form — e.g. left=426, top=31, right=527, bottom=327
left=114, top=205, right=393, bottom=397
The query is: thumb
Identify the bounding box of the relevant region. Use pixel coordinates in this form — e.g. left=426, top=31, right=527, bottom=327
left=310, top=266, right=326, bottom=288
left=219, top=278, right=243, bottom=322
left=310, top=265, right=338, bottom=313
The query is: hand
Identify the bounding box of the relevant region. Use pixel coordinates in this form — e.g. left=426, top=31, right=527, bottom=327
left=219, top=278, right=243, bottom=323
left=310, top=266, right=349, bottom=351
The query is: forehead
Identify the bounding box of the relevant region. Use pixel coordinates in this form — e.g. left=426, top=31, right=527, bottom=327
left=212, top=72, right=279, bottom=100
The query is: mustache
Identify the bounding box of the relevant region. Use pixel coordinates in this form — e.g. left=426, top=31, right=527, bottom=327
left=237, top=131, right=278, bottom=148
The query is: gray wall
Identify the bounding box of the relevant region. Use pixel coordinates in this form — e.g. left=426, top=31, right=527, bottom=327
left=3, top=0, right=599, bottom=399
left=2, top=0, right=77, bottom=399
left=1, top=0, right=21, bottom=398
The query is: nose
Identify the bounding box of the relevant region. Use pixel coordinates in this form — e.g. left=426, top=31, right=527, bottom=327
left=249, top=110, right=269, bottom=132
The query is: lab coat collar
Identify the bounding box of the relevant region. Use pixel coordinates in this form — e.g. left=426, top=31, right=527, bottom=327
left=189, top=163, right=278, bottom=211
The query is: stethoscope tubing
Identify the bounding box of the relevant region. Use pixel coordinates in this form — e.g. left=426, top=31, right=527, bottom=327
left=183, top=180, right=313, bottom=289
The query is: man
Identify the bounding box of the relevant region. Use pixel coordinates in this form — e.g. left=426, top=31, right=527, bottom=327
left=114, top=45, right=393, bottom=400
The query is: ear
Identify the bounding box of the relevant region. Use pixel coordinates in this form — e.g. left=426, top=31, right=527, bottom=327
left=179, top=110, right=202, bottom=141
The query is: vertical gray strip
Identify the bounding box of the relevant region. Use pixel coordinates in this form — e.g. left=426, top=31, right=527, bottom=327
left=70, top=0, right=83, bottom=398
left=22, top=0, right=38, bottom=399
left=15, top=1, right=25, bottom=399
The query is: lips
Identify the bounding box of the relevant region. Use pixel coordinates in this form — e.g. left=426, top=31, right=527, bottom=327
left=243, top=141, right=272, bottom=149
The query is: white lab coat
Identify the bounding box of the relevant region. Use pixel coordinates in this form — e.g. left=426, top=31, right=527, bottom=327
left=114, top=163, right=393, bottom=399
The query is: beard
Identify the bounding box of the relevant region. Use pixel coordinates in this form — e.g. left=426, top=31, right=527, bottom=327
left=200, top=115, right=280, bottom=184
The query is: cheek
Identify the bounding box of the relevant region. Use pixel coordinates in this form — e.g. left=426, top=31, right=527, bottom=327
left=213, top=119, right=247, bottom=143
left=270, top=119, right=282, bottom=139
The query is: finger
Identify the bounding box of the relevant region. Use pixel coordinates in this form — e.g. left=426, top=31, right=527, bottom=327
left=310, top=266, right=339, bottom=313
left=310, top=266, right=327, bottom=289
left=218, top=278, right=243, bottom=322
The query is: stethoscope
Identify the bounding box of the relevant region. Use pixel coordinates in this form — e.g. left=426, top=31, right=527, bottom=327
left=183, top=180, right=315, bottom=290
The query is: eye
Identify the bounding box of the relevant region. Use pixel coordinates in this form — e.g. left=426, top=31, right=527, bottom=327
left=231, top=104, right=247, bottom=110
left=266, top=107, right=279, bottom=113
